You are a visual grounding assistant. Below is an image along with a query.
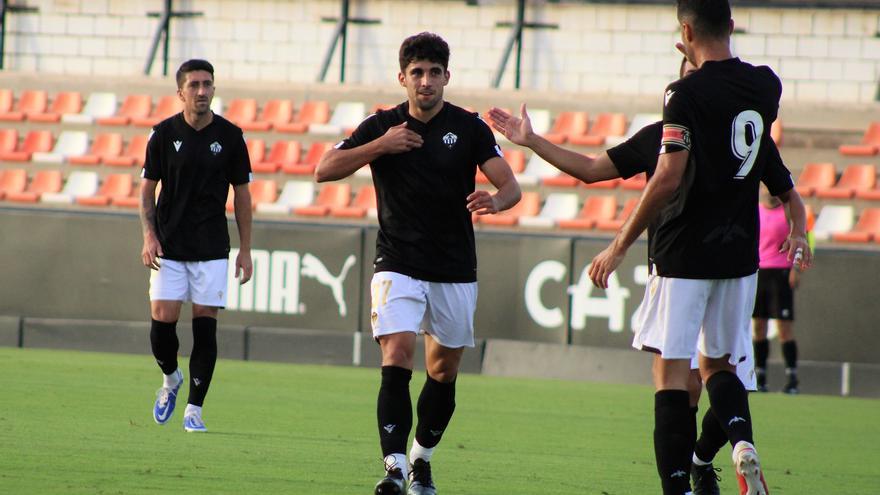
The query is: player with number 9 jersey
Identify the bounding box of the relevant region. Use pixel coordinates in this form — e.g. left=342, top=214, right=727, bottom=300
left=656, top=58, right=784, bottom=279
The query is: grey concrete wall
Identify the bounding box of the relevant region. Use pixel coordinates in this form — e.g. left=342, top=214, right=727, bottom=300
left=0, top=315, right=21, bottom=347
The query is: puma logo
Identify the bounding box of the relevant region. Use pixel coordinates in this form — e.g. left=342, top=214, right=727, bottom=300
left=301, top=254, right=356, bottom=317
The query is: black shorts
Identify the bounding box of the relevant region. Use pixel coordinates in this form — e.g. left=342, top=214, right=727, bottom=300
left=752, top=268, right=794, bottom=320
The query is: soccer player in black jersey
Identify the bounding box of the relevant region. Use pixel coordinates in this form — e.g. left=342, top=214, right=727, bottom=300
left=315, top=33, right=521, bottom=495
left=140, top=59, right=253, bottom=433
left=584, top=2, right=813, bottom=494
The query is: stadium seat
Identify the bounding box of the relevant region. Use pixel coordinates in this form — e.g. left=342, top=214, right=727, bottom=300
left=855, top=179, right=880, bottom=201
left=276, top=100, right=330, bottom=133
left=241, top=99, right=294, bottom=132
left=62, top=92, right=117, bottom=124
left=131, top=95, right=183, bottom=127
left=294, top=182, right=351, bottom=216
left=839, top=122, right=880, bottom=156
left=570, top=113, right=627, bottom=147
left=0, top=130, right=53, bottom=162
left=606, top=113, right=661, bottom=147
left=479, top=191, right=541, bottom=226
left=518, top=153, right=563, bottom=185
left=812, top=205, right=854, bottom=241
left=476, top=149, right=525, bottom=184
left=331, top=185, right=377, bottom=218
left=42, top=170, right=99, bottom=204
left=0, top=128, right=18, bottom=154
left=224, top=98, right=258, bottom=128
left=543, top=111, right=588, bottom=144
left=255, top=179, right=315, bottom=214
left=0, top=89, right=47, bottom=121
left=111, top=184, right=142, bottom=209
left=225, top=179, right=278, bottom=212
left=558, top=195, right=618, bottom=229
left=97, top=94, right=151, bottom=126
left=32, top=130, right=89, bottom=163
left=595, top=197, right=639, bottom=231
left=583, top=177, right=622, bottom=190
left=0, top=168, right=27, bottom=199
left=832, top=207, right=880, bottom=243
left=253, top=140, right=301, bottom=174
left=77, top=173, right=133, bottom=206
left=69, top=133, right=124, bottom=165
left=795, top=162, right=836, bottom=197
left=816, top=164, right=876, bottom=199
left=282, top=141, right=330, bottom=175
left=770, top=119, right=783, bottom=146
left=620, top=172, right=647, bottom=190
left=29, top=91, right=82, bottom=122
left=246, top=138, right=266, bottom=169
left=104, top=135, right=149, bottom=167
left=5, top=169, right=62, bottom=203
left=518, top=192, right=580, bottom=228
left=210, top=96, right=223, bottom=115
left=370, top=103, right=395, bottom=114
left=0, top=89, right=12, bottom=113
left=309, top=101, right=365, bottom=135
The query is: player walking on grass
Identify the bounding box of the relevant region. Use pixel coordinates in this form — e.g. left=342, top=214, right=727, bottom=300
left=316, top=32, right=521, bottom=495
left=140, top=59, right=253, bottom=433
left=586, top=1, right=811, bottom=493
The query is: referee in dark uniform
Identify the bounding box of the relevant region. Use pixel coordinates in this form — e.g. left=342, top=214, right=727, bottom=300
left=584, top=2, right=811, bottom=494
left=140, top=59, right=253, bottom=433
left=316, top=32, right=521, bottom=495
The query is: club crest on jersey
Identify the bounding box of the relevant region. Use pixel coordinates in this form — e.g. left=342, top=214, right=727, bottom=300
left=210, top=141, right=222, bottom=155
left=442, top=132, right=458, bottom=149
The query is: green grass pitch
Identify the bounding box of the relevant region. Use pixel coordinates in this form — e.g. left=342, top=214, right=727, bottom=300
left=1, top=347, right=877, bottom=494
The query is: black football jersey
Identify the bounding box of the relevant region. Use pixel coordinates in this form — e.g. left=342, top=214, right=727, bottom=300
left=142, top=113, right=251, bottom=261
left=336, top=101, right=502, bottom=282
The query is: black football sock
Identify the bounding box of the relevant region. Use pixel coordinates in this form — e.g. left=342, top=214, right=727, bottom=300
left=377, top=366, right=413, bottom=458
left=687, top=406, right=698, bottom=458
left=654, top=390, right=694, bottom=494
left=414, top=374, right=457, bottom=449
left=187, top=317, right=217, bottom=407
left=150, top=319, right=179, bottom=375
left=705, top=371, right=753, bottom=447
left=694, top=407, right=727, bottom=464
left=753, top=339, right=769, bottom=387
left=782, top=340, right=798, bottom=374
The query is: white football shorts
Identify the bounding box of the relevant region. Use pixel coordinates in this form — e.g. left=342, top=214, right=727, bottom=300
left=370, top=271, right=477, bottom=349
left=149, top=258, right=229, bottom=307
left=633, top=273, right=757, bottom=366
left=688, top=330, right=758, bottom=391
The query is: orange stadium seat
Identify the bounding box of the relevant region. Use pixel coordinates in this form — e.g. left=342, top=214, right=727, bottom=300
left=620, top=172, right=647, bottom=190
left=0, top=130, right=53, bottom=162
left=476, top=149, right=525, bottom=184
left=294, top=182, right=351, bottom=216
left=131, top=95, right=183, bottom=127
left=5, top=169, right=62, bottom=203
left=331, top=185, right=376, bottom=218
left=558, top=195, right=618, bottom=230
left=543, top=112, right=589, bottom=144
left=0, top=128, right=18, bottom=154
left=0, top=89, right=47, bottom=121
left=839, top=122, right=880, bottom=156
left=241, top=99, right=294, bottom=132
left=77, top=173, right=133, bottom=206
left=856, top=179, right=880, bottom=201
left=0, top=168, right=27, bottom=199
left=253, top=140, right=301, bottom=174
left=69, top=133, right=124, bottom=166
left=97, top=94, right=151, bottom=126
left=794, top=162, right=835, bottom=197
left=595, top=197, right=639, bottom=231
left=770, top=119, right=783, bottom=146
left=0, top=89, right=12, bottom=113
left=246, top=138, right=265, bottom=169
left=104, top=134, right=148, bottom=167
left=282, top=141, right=330, bottom=175
left=584, top=177, right=622, bottom=190
left=29, top=91, right=82, bottom=122
left=832, top=208, right=880, bottom=243
left=816, top=164, right=876, bottom=199
left=276, top=100, right=330, bottom=133
left=570, top=113, right=627, bottom=147
left=479, top=191, right=540, bottom=226
left=224, top=99, right=258, bottom=128
left=111, top=183, right=141, bottom=209
left=226, top=179, right=278, bottom=212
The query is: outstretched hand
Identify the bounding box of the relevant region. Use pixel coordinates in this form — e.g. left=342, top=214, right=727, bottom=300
left=488, top=103, right=533, bottom=146
left=380, top=121, right=423, bottom=154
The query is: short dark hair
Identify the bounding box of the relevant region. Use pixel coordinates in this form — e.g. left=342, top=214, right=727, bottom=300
left=398, top=32, right=450, bottom=72
left=176, top=59, right=214, bottom=89
left=677, top=0, right=731, bottom=40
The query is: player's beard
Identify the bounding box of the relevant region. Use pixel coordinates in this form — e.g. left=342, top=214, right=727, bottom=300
left=415, top=93, right=441, bottom=112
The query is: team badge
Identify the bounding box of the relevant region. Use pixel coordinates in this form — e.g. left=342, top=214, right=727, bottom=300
left=442, top=132, right=458, bottom=149
left=210, top=141, right=222, bottom=154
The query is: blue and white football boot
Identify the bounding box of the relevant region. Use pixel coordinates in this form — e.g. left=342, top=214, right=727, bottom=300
left=183, top=409, right=207, bottom=433
left=153, top=369, right=183, bottom=425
